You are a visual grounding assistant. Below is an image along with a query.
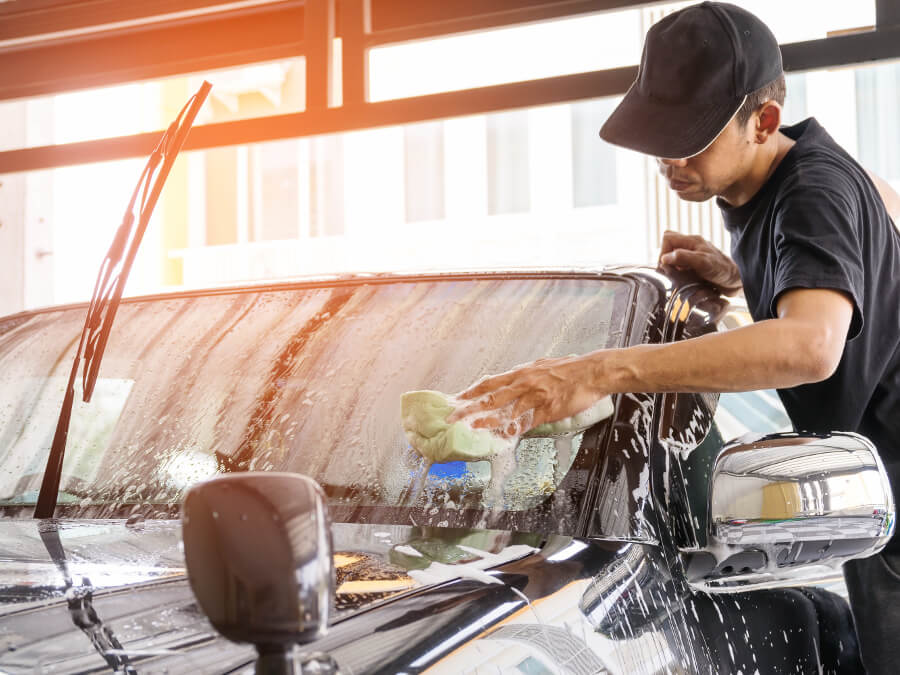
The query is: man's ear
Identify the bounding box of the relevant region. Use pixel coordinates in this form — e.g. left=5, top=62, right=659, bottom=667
left=754, top=101, right=782, bottom=144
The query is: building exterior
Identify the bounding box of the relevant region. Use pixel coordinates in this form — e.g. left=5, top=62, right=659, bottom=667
left=0, top=0, right=896, bottom=314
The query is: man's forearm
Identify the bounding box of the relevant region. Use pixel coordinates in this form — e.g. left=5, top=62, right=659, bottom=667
left=590, top=317, right=838, bottom=394
left=451, top=290, right=851, bottom=432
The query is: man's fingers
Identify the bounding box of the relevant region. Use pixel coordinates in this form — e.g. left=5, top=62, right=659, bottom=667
left=469, top=412, right=532, bottom=438
left=450, top=386, right=519, bottom=421
left=510, top=391, right=543, bottom=418
left=448, top=398, right=490, bottom=422
left=660, top=248, right=707, bottom=271
left=660, top=230, right=704, bottom=256
left=458, top=372, right=515, bottom=399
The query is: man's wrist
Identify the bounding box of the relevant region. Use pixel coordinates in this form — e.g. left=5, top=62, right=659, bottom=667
left=585, top=348, right=640, bottom=393
left=718, top=279, right=744, bottom=296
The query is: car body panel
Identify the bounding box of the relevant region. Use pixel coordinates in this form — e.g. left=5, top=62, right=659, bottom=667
left=0, top=518, right=839, bottom=674
left=0, top=269, right=867, bottom=673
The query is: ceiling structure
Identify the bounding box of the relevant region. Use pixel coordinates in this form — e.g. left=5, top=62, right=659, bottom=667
left=1, top=0, right=899, bottom=174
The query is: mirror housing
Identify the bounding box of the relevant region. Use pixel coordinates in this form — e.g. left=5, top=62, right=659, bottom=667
left=182, top=472, right=333, bottom=661
left=686, top=432, right=894, bottom=587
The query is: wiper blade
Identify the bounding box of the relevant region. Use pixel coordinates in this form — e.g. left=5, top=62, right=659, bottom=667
left=34, top=82, right=212, bottom=519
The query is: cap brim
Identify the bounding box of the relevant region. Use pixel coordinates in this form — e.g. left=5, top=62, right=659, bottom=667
left=599, top=84, right=744, bottom=159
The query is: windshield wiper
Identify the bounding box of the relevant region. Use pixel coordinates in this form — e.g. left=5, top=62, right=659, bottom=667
left=34, top=82, right=212, bottom=519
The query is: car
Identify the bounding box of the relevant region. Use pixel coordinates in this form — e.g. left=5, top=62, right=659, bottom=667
left=0, top=266, right=893, bottom=674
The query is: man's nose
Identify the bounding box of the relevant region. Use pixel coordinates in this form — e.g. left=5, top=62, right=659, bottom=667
left=657, top=157, right=688, bottom=168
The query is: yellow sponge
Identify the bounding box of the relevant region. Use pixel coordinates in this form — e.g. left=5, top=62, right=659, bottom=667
left=401, top=390, right=614, bottom=463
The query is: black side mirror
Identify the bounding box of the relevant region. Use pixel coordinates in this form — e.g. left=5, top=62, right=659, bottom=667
left=182, top=472, right=334, bottom=671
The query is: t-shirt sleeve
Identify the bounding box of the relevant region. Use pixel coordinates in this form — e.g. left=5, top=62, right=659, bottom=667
left=771, top=185, right=865, bottom=340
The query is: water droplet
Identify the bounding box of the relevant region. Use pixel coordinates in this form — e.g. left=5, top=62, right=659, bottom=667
left=125, top=514, right=145, bottom=529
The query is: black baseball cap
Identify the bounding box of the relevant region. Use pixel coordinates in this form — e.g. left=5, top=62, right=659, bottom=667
left=599, top=1, right=783, bottom=159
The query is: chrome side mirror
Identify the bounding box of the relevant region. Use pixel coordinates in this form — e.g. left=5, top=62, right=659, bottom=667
left=688, top=432, right=894, bottom=586
left=182, top=472, right=334, bottom=672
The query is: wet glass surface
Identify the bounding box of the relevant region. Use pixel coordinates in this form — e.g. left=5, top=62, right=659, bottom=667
left=0, top=275, right=632, bottom=533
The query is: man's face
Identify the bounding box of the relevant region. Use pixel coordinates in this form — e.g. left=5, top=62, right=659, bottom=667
left=656, top=116, right=756, bottom=203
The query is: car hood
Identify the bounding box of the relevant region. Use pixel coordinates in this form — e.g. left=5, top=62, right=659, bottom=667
left=0, top=518, right=667, bottom=673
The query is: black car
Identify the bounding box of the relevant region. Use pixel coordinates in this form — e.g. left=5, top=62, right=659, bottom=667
left=0, top=268, right=893, bottom=673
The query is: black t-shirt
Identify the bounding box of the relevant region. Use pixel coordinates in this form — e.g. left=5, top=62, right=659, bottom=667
left=719, top=118, right=900, bottom=483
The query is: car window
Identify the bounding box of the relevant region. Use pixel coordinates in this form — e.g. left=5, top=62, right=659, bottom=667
left=0, top=276, right=634, bottom=534
left=715, top=390, right=793, bottom=440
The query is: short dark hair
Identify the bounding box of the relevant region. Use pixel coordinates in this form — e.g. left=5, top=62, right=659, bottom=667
left=735, top=74, right=786, bottom=127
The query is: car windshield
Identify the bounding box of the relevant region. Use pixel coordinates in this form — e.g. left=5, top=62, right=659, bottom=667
left=0, top=275, right=635, bottom=534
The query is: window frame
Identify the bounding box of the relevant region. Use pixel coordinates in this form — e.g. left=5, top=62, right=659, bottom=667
left=1, top=0, right=898, bottom=175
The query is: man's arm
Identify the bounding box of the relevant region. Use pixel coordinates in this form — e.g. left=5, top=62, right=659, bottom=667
left=449, top=287, right=853, bottom=434
left=865, top=169, right=900, bottom=222
left=599, top=287, right=852, bottom=392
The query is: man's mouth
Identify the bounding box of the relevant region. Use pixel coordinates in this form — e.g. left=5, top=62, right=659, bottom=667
left=668, top=179, right=692, bottom=191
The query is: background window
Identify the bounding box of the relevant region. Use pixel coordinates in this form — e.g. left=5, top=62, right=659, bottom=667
left=782, top=72, right=808, bottom=125
left=572, top=99, right=618, bottom=208
left=487, top=109, right=530, bottom=215
left=856, top=62, right=900, bottom=181
left=252, top=139, right=300, bottom=241
left=310, top=135, right=345, bottom=237
left=404, top=120, right=445, bottom=223
left=205, top=146, right=239, bottom=246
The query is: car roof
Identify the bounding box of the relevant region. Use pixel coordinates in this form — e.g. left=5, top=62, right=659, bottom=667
left=3, top=265, right=666, bottom=321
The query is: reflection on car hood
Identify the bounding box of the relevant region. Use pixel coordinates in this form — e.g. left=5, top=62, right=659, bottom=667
left=0, top=519, right=541, bottom=672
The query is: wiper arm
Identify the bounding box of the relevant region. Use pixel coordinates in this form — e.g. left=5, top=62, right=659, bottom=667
left=34, top=81, right=212, bottom=519
left=39, top=522, right=137, bottom=673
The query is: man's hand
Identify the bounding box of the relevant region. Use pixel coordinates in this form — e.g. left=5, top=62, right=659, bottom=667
left=447, top=355, right=609, bottom=437
left=659, top=230, right=743, bottom=294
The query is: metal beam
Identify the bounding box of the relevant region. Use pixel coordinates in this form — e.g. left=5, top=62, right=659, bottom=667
left=0, top=0, right=666, bottom=103
left=0, top=67, right=636, bottom=174
left=305, top=0, right=335, bottom=111
left=0, top=2, right=305, bottom=102
left=364, top=0, right=603, bottom=48
left=340, top=0, right=370, bottom=108
left=2, top=14, right=900, bottom=175
left=365, top=0, right=669, bottom=34
left=876, top=0, right=900, bottom=29
left=0, top=0, right=663, bottom=45
left=3, top=0, right=890, bottom=106
left=781, top=25, right=900, bottom=72
left=366, top=0, right=663, bottom=47
left=0, top=0, right=289, bottom=43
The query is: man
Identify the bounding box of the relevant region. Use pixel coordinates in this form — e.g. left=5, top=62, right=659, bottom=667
left=449, top=2, right=900, bottom=671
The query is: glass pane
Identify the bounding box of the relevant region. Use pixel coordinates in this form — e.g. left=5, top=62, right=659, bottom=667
left=855, top=61, right=900, bottom=182
left=256, top=139, right=301, bottom=240
left=368, top=11, right=642, bottom=102
left=572, top=99, right=618, bottom=208
left=0, top=57, right=306, bottom=152
left=649, top=1, right=875, bottom=44
left=2, top=157, right=162, bottom=309
left=782, top=72, right=808, bottom=126
left=487, top=110, right=530, bottom=215
left=4, top=95, right=649, bottom=311
left=404, top=120, right=445, bottom=223
left=367, top=1, right=875, bottom=103
left=0, top=276, right=632, bottom=535
left=7, top=55, right=895, bottom=315
left=715, top=390, right=793, bottom=440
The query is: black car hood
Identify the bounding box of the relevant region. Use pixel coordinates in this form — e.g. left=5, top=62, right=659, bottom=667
left=0, top=518, right=251, bottom=673
left=0, top=518, right=666, bottom=673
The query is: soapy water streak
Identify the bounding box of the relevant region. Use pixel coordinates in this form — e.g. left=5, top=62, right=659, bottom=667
left=451, top=396, right=589, bottom=511
left=418, top=393, right=536, bottom=510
